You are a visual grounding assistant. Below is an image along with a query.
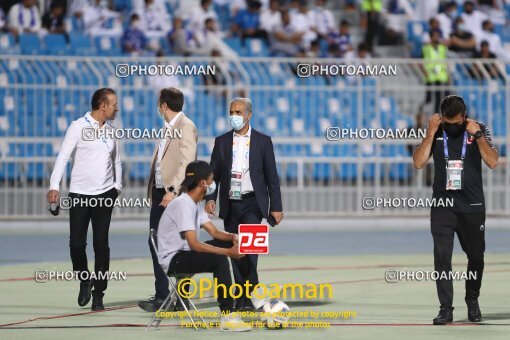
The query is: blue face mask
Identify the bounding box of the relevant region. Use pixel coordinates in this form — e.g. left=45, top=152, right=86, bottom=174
left=230, top=115, right=247, bottom=131
left=206, top=181, right=216, bottom=196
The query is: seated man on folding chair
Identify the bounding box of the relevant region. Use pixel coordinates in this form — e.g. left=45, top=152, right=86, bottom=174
left=157, top=160, right=253, bottom=332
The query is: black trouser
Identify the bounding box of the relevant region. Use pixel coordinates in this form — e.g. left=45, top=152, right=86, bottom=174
left=224, top=194, right=263, bottom=300
left=425, top=81, right=449, bottom=114
left=431, top=208, right=486, bottom=307
left=364, top=11, right=380, bottom=52
left=149, top=187, right=170, bottom=299
left=69, top=187, right=117, bottom=296
left=167, top=249, right=233, bottom=313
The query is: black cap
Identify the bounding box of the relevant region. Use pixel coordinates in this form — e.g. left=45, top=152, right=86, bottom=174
left=180, top=161, right=213, bottom=188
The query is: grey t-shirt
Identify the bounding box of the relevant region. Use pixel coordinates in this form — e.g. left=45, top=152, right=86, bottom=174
left=157, top=193, right=211, bottom=273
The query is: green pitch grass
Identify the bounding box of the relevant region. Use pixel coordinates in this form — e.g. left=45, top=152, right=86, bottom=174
left=1, top=254, right=510, bottom=340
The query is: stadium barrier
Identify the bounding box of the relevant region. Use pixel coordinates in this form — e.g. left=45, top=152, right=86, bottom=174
left=0, top=56, right=508, bottom=218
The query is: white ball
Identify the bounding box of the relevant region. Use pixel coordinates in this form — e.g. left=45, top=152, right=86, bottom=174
left=262, top=299, right=291, bottom=329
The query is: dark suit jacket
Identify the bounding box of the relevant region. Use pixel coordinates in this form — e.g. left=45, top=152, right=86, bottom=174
left=205, top=128, right=283, bottom=220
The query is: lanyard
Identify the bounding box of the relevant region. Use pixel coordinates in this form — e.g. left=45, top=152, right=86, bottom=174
left=443, top=130, right=467, bottom=162
left=84, top=115, right=111, bottom=151
left=232, top=135, right=250, bottom=172
left=19, top=7, right=35, bottom=27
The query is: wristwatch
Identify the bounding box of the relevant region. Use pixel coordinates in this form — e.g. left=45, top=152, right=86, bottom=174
left=474, top=130, right=483, bottom=140
left=167, top=186, right=176, bottom=195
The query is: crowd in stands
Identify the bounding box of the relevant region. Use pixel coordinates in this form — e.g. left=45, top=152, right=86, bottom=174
left=0, top=0, right=508, bottom=59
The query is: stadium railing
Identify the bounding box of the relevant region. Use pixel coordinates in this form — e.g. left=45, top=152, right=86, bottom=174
left=0, top=56, right=508, bottom=218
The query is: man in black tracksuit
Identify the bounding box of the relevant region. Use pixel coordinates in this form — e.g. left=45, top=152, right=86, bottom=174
left=413, top=95, right=498, bottom=325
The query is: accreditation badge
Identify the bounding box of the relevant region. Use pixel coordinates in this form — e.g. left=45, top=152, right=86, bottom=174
left=229, top=171, right=243, bottom=200
left=446, top=160, right=463, bottom=190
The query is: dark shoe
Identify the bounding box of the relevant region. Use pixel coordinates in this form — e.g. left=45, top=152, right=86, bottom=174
left=172, top=298, right=190, bottom=311
left=433, top=306, right=454, bottom=325
left=466, top=299, right=482, bottom=322
left=78, top=280, right=93, bottom=307
left=138, top=296, right=166, bottom=312
left=235, top=297, right=256, bottom=312
left=91, top=292, right=105, bottom=311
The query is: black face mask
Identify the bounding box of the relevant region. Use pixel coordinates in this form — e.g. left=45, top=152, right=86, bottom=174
left=443, top=120, right=466, bottom=138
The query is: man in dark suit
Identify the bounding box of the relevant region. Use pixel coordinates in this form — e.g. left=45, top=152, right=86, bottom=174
left=205, top=97, right=283, bottom=311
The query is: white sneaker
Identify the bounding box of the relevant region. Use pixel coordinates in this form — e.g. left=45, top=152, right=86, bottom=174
left=220, top=312, right=252, bottom=332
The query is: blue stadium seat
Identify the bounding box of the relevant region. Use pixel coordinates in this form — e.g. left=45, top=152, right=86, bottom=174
left=19, top=34, right=43, bottom=54
left=69, top=33, right=95, bottom=55
left=95, top=36, right=122, bottom=56
left=44, top=34, right=70, bottom=55
left=0, top=33, right=19, bottom=54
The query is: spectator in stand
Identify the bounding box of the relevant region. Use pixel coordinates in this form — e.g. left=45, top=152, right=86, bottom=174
left=422, top=29, right=449, bottom=113
left=360, top=0, right=382, bottom=53
left=270, top=9, right=304, bottom=57
left=308, top=0, right=335, bottom=40
left=260, top=0, right=281, bottom=33
left=435, top=1, right=457, bottom=40
left=448, top=16, right=477, bottom=58
left=7, top=0, right=41, bottom=37
left=461, top=1, right=488, bottom=37
left=232, top=0, right=268, bottom=46
left=133, top=0, right=166, bottom=14
left=345, top=41, right=371, bottom=61
left=121, top=13, right=147, bottom=55
left=475, top=19, right=509, bottom=59
left=82, top=0, right=122, bottom=37
left=422, top=17, right=444, bottom=44
left=168, top=16, right=199, bottom=56
left=42, top=2, right=66, bottom=35
left=472, top=40, right=502, bottom=79
left=383, top=0, right=414, bottom=41
left=195, top=17, right=238, bottom=58
left=188, top=0, right=218, bottom=34
left=327, top=20, right=352, bottom=58
left=148, top=51, right=195, bottom=104
left=477, top=0, right=506, bottom=25
left=136, top=0, right=172, bottom=40
left=0, top=8, right=6, bottom=31
left=414, top=0, right=439, bottom=21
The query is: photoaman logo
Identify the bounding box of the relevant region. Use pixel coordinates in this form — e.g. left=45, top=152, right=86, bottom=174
left=238, top=224, right=269, bottom=254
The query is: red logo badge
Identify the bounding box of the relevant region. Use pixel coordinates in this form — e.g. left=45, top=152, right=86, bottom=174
left=238, top=224, right=269, bottom=254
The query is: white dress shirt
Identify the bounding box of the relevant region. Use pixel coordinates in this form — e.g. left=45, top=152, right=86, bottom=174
left=50, top=112, right=122, bottom=195
left=155, top=111, right=182, bottom=188
left=307, top=7, right=335, bottom=36
left=232, top=126, right=253, bottom=194
left=7, top=4, right=41, bottom=32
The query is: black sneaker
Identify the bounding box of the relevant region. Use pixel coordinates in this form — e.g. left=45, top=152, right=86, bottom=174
left=235, top=297, right=256, bottom=312
left=172, top=298, right=190, bottom=311
left=138, top=296, right=166, bottom=312
left=91, top=292, right=105, bottom=311
left=78, top=280, right=93, bottom=307
left=433, top=306, right=454, bottom=325
left=466, top=299, right=482, bottom=322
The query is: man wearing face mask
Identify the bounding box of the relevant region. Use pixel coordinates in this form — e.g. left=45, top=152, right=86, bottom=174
left=138, top=87, right=198, bottom=312
left=413, top=95, right=498, bottom=325
left=157, top=160, right=252, bottom=331
left=204, top=97, right=283, bottom=311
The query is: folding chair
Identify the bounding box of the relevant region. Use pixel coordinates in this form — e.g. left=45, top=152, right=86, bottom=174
left=146, top=229, right=208, bottom=330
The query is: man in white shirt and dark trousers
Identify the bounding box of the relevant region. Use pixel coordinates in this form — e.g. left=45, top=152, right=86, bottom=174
left=47, top=88, right=122, bottom=311
left=157, top=160, right=252, bottom=331
left=205, top=98, right=283, bottom=311
left=138, top=87, right=198, bottom=312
